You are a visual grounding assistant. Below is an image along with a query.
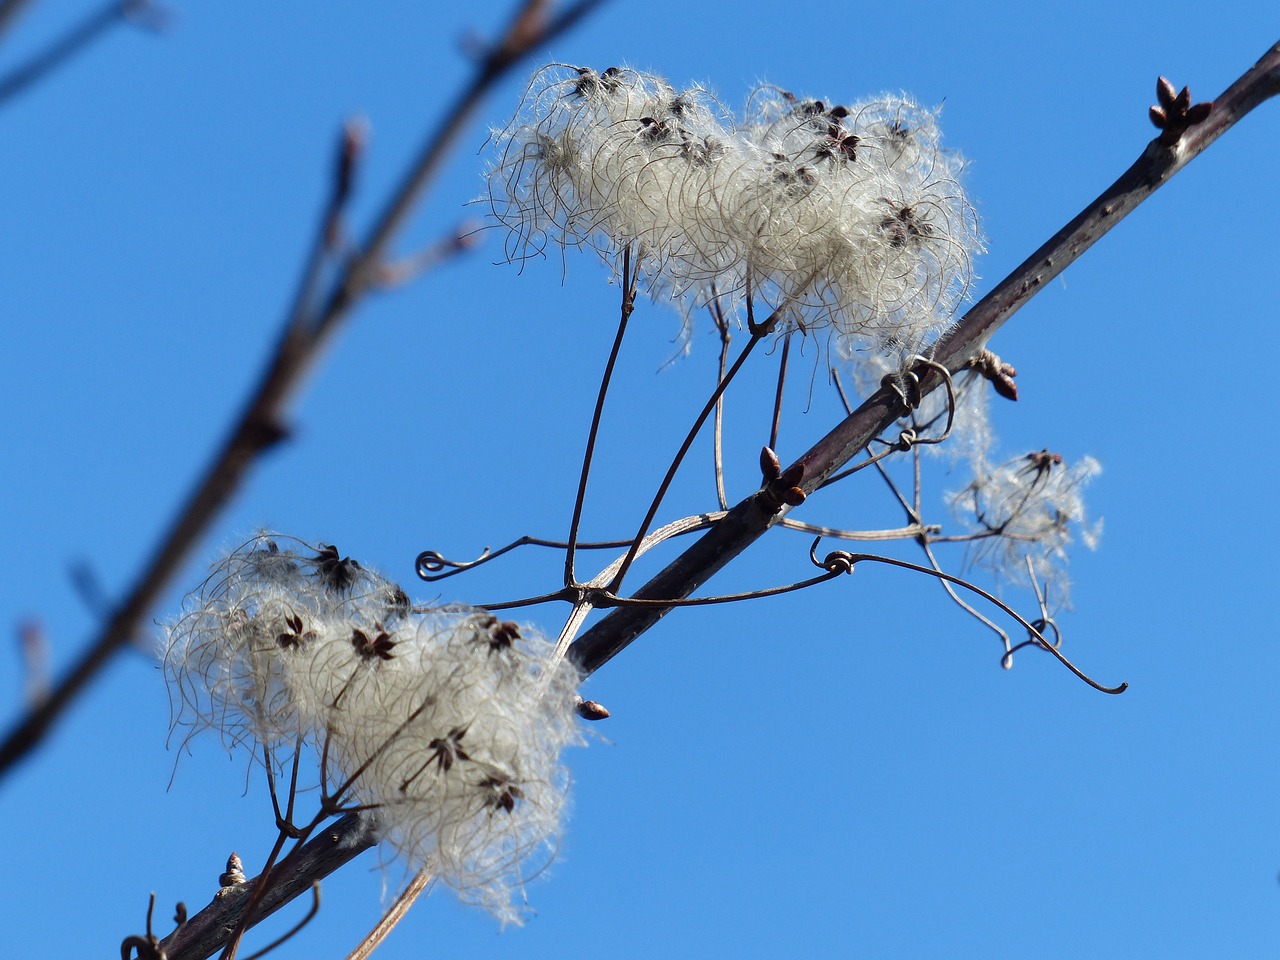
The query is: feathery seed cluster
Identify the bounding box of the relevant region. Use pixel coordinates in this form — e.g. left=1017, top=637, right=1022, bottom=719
left=488, top=64, right=983, bottom=353
left=949, top=452, right=1102, bottom=604
left=163, top=536, right=582, bottom=924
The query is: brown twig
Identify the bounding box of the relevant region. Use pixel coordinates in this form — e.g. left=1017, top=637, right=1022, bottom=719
left=343, top=868, right=434, bottom=960
left=0, top=0, right=606, bottom=784
left=0, top=0, right=36, bottom=41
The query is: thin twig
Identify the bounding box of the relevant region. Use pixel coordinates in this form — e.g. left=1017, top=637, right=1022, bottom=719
left=344, top=869, right=434, bottom=960
left=710, top=292, right=732, bottom=511
left=565, top=244, right=639, bottom=587
left=606, top=323, right=769, bottom=593
left=768, top=332, right=791, bottom=454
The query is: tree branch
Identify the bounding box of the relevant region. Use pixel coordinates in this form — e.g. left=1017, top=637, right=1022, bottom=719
left=0, top=0, right=606, bottom=784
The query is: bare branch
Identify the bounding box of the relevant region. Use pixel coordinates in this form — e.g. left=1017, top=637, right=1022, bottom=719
left=0, top=1, right=165, bottom=107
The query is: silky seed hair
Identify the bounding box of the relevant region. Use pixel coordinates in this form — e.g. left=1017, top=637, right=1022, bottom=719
left=487, top=63, right=983, bottom=357
left=162, top=535, right=583, bottom=925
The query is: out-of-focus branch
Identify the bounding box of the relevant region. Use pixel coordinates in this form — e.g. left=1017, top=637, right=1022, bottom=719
left=0, top=0, right=605, bottom=784
left=566, top=38, right=1280, bottom=677
left=0, top=1, right=165, bottom=107
left=0, top=0, right=35, bottom=41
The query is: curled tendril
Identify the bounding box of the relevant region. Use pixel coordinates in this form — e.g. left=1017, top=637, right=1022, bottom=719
left=822, top=356, right=959, bottom=487
left=416, top=547, right=494, bottom=582
left=806, top=537, right=1127, bottom=695
left=416, top=533, right=663, bottom=583
left=1001, top=557, right=1063, bottom=668
left=121, top=894, right=186, bottom=960
left=809, top=537, right=857, bottom=575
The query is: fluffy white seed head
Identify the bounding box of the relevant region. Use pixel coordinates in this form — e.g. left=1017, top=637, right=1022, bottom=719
left=162, top=535, right=583, bottom=924
left=487, top=64, right=983, bottom=358
left=948, top=453, right=1102, bottom=605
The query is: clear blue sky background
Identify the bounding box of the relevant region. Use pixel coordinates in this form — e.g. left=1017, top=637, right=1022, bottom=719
left=3, top=2, right=1278, bottom=958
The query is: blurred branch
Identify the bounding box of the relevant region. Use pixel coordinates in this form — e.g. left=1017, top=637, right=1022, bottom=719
left=0, top=1, right=165, bottom=107
left=566, top=38, right=1280, bottom=677
left=0, top=0, right=35, bottom=41
left=0, top=0, right=605, bottom=784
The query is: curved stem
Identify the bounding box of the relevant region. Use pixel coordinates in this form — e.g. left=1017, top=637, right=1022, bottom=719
left=565, top=245, right=638, bottom=586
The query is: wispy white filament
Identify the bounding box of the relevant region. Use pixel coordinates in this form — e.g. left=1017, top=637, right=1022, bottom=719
left=163, top=535, right=583, bottom=924
left=487, top=64, right=984, bottom=356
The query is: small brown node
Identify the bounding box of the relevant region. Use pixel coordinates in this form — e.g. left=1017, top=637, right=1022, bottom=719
left=477, top=615, right=522, bottom=654
left=576, top=698, right=611, bottom=721
left=313, top=543, right=361, bottom=593
left=351, top=626, right=396, bottom=662
left=1149, top=76, right=1212, bottom=145
left=969, top=349, right=1019, bottom=401
left=480, top=775, right=524, bottom=814
left=425, top=726, right=471, bottom=774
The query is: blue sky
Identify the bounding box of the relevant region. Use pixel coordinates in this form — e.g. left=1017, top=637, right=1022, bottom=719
left=3, top=2, right=1278, bottom=958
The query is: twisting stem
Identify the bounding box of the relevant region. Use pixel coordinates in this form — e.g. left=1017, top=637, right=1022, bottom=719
left=814, top=548, right=1125, bottom=694
left=565, top=244, right=639, bottom=587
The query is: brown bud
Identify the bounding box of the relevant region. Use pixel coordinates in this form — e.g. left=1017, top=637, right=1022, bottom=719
left=1156, top=76, right=1177, bottom=108
left=1186, top=101, right=1213, bottom=125
left=782, top=486, right=807, bottom=507
left=576, top=699, right=611, bottom=721
left=1148, top=105, right=1167, bottom=129
left=777, top=462, right=805, bottom=488
left=759, top=446, right=781, bottom=481
left=992, top=372, right=1019, bottom=402
left=219, top=852, right=247, bottom=888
